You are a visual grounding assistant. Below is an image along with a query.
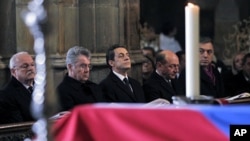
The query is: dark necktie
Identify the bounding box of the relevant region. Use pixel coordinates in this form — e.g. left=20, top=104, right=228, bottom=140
left=123, top=78, right=133, bottom=93
left=28, top=86, right=33, bottom=94
left=167, top=79, right=172, bottom=87
left=204, top=66, right=215, bottom=85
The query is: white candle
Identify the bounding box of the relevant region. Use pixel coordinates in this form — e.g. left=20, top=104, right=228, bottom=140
left=185, top=3, right=200, bottom=98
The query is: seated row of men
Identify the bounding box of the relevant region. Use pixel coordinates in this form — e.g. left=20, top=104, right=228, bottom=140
left=0, top=37, right=249, bottom=124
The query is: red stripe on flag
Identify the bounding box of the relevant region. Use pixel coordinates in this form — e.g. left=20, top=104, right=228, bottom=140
left=53, top=105, right=228, bottom=141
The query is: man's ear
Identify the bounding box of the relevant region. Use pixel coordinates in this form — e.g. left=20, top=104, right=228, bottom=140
left=67, top=64, right=72, bottom=71
left=10, top=68, right=16, bottom=76
left=108, top=60, right=114, bottom=67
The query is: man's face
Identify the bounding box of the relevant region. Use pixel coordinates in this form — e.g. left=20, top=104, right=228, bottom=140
left=159, top=54, right=179, bottom=79
left=142, top=60, right=154, bottom=74
left=109, top=48, right=131, bottom=73
left=68, top=55, right=91, bottom=83
left=199, top=42, right=214, bottom=67
left=12, top=54, right=36, bottom=84
left=242, top=58, right=250, bottom=77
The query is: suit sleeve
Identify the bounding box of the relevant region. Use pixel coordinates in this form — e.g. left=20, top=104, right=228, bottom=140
left=99, top=82, right=116, bottom=102
left=143, top=84, right=162, bottom=102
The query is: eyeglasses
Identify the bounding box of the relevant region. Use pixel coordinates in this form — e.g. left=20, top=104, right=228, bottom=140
left=14, top=63, right=35, bottom=69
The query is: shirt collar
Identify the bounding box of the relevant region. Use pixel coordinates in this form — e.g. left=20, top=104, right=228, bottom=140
left=113, top=70, right=127, bottom=81
left=22, top=83, right=33, bottom=89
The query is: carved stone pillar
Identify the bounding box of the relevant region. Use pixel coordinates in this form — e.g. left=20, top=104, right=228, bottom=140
left=0, top=1, right=16, bottom=87
left=46, top=0, right=79, bottom=55
left=0, top=56, right=8, bottom=87
left=0, top=0, right=16, bottom=58
left=79, top=0, right=140, bottom=53
left=15, top=0, right=34, bottom=52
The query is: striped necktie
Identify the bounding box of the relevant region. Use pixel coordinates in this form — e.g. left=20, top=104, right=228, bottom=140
left=28, top=86, right=33, bottom=94
left=123, top=78, right=133, bottom=93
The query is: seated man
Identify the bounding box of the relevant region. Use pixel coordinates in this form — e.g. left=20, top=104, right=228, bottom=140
left=1, top=52, right=36, bottom=123
left=178, top=37, right=224, bottom=98
left=99, top=44, right=146, bottom=103
left=143, top=50, right=180, bottom=103
left=57, top=46, right=105, bottom=111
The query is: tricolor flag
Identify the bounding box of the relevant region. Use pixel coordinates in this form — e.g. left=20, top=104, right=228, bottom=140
left=53, top=104, right=250, bottom=141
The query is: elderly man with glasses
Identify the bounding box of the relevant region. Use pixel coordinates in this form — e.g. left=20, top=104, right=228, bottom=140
left=1, top=52, right=36, bottom=124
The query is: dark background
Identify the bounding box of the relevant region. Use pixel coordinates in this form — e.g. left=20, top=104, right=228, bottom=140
left=140, top=0, right=250, bottom=51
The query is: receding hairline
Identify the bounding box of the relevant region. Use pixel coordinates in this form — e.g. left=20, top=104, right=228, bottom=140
left=9, top=51, right=31, bottom=68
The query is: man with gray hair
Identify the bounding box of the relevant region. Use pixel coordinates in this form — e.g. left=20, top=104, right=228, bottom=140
left=57, top=46, right=105, bottom=111
left=1, top=51, right=36, bottom=123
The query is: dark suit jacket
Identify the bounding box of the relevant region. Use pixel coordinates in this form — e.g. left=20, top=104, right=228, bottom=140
left=57, top=74, right=105, bottom=111
left=143, top=71, right=178, bottom=103
left=1, top=76, right=34, bottom=123
left=178, top=66, right=225, bottom=98
left=99, top=71, right=146, bottom=103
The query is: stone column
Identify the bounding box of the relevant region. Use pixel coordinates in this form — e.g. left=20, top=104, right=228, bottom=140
left=46, top=0, right=79, bottom=55
left=0, top=1, right=16, bottom=87
left=79, top=0, right=140, bottom=52
left=16, top=0, right=34, bottom=52
left=0, top=0, right=16, bottom=58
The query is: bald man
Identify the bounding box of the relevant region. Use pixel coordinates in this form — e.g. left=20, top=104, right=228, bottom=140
left=143, top=50, right=180, bottom=103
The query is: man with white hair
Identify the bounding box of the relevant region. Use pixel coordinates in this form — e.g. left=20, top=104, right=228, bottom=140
left=1, top=52, right=36, bottom=123
left=57, top=46, right=105, bottom=111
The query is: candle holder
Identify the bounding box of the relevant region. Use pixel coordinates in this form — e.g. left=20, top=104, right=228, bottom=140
left=172, top=95, right=214, bottom=105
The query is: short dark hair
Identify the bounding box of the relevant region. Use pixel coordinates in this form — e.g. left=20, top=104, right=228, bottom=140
left=200, top=36, right=213, bottom=44
left=142, top=47, right=156, bottom=57
left=143, top=55, right=156, bottom=70
left=242, top=53, right=250, bottom=66
left=176, top=51, right=185, bottom=61
left=106, top=44, right=127, bottom=68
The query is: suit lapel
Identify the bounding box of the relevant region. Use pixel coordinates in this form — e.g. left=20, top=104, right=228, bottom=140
left=200, top=68, right=214, bottom=84
left=110, top=72, right=136, bottom=101
left=153, top=72, right=176, bottom=93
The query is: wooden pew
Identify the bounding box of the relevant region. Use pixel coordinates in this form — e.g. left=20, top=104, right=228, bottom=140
left=0, top=122, right=34, bottom=140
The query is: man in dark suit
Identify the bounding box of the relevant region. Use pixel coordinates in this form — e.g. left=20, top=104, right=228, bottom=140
left=57, top=46, right=105, bottom=111
left=1, top=52, right=36, bottom=123
left=178, top=37, right=224, bottom=98
left=143, top=50, right=180, bottom=103
left=99, top=44, right=145, bottom=103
